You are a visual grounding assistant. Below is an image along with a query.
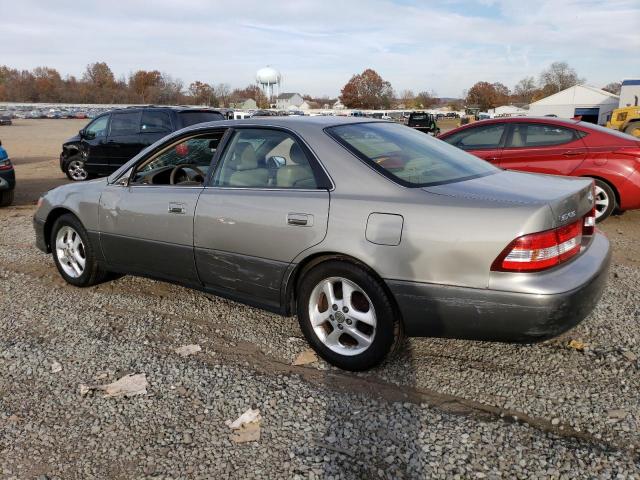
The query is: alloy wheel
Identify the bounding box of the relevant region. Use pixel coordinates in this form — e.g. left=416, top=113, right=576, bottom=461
left=308, top=277, right=377, bottom=356
left=67, top=160, right=88, bottom=181
left=594, top=185, right=610, bottom=220
left=55, top=226, right=86, bottom=278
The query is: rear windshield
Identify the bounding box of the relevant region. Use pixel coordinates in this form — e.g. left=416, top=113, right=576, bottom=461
left=327, top=122, right=498, bottom=187
left=410, top=114, right=427, bottom=120
left=178, top=111, right=224, bottom=128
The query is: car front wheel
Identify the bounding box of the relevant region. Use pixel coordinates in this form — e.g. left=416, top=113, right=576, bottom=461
left=51, top=213, right=106, bottom=287
left=65, top=156, right=89, bottom=181
left=593, top=179, right=616, bottom=222
left=296, top=260, right=403, bottom=371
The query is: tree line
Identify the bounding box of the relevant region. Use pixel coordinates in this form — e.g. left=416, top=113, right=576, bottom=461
left=0, top=61, right=273, bottom=108
left=339, top=62, right=622, bottom=111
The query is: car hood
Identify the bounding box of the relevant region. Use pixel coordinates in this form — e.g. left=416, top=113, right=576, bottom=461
left=423, top=170, right=593, bottom=227
left=64, top=134, right=81, bottom=144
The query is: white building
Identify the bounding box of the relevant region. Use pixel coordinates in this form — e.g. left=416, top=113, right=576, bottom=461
left=527, top=84, right=619, bottom=125
left=488, top=105, right=528, bottom=117
left=276, top=93, right=304, bottom=110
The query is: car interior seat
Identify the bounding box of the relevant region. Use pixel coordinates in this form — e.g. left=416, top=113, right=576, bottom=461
left=275, top=143, right=315, bottom=188
left=227, top=142, right=269, bottom=187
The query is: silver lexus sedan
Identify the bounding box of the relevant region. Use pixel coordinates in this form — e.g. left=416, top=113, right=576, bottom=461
left=34, top=117, right=611, bottom=371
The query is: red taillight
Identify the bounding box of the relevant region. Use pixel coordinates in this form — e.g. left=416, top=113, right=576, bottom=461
left=492, top=219, right=583, bottom=272
left=583, top=206, right=595, bottom=235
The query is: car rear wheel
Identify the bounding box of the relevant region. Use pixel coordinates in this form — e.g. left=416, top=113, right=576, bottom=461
left=624, top=121, right=640, bottom=138
left=65, top=156, right=89, bottom=181
left=0, top=189, right=14, bottom=207
left=296, top=260, right=403, bottom=371
left=51, top=214, right=106, bottom=287
left=593, top=179, right=616, bottom=222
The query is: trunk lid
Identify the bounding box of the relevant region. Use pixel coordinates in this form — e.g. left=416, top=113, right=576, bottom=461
left=423, top=170, right=593, bottom=227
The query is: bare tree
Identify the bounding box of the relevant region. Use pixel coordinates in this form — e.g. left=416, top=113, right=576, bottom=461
left=602, top=82, right=622, bottom=95
left=513, top=76, right=538, bottom=104
left=539, top=62, right=584, bottom=94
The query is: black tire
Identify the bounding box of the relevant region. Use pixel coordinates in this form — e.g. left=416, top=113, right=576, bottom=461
left=0, top=189, right=14, bottom=207
left=51, top=213, right=107, bottom=287
left=64, top=155, right=90, bottom=181
left=624, top=121, right=640, bottom=138
left=593, top=179, right=616, bottom=223
left=296, top=260, right=404, bottom=371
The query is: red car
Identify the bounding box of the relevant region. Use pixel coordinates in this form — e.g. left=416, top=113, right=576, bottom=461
left=439, top=117, right=640, bottom=221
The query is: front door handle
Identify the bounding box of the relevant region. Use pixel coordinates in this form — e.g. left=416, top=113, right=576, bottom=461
left=168, top=202, right=186, bottom=214
left=287, top=213, right=313, bottom=227
left=562, top=150, right=582, bottom=156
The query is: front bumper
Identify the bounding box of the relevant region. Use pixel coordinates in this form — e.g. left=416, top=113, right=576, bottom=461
left=34, top=216, right=48, bottom=253
left=387, top=233, right=611, bottom=342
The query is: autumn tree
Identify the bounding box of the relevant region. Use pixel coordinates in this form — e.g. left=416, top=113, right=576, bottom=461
left=465, top=81, right=510, bottom=111
left=129, top=70, right=162, bottom=102
left=539, top=62, right=584, bottom=94
left=188, top=81, right=216, bottom=106
left=229, top=84, right=268, bottom=108
left=340, top=69, right=394, bottom=109
left=32, top=67, right=63, bottom=102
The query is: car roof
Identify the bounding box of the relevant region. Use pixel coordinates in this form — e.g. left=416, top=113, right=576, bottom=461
left=105, top=105, right=225, bottom=114
left=439, top=116, right=583, bottom=137
left=184, top=115, right=386, bottom=131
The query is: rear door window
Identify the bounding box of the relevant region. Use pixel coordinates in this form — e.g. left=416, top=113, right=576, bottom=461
left=179, top=111, right=224, bottom=128
left=140, top=110, right=172, bottom=133
left=507, top=123, right=578, bottom=148
left=444, top=123, right=507, bottom=150
left=109, top=112, right=141, bottom=136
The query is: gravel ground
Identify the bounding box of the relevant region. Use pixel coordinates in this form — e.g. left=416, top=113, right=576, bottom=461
left=1, top=204, right=639, bottom=479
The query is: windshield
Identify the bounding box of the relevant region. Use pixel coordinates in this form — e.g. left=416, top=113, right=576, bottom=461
left=179, top=111, right=224, bottom=127
left=327, top=122, right=498, bottom=187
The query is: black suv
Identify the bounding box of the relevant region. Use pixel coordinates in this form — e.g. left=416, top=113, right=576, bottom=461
left=407, top=112, right=440, bottom=135
left=60, top=106, right=227, bottom=181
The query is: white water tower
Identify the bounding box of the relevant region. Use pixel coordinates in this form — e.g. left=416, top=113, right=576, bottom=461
left=256, top=66, right=282, bottom=103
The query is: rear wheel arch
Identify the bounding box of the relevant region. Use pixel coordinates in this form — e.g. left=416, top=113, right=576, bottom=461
left=284, top=252, right=404, bottom=327
left=580, top=175, right=620, bottom=208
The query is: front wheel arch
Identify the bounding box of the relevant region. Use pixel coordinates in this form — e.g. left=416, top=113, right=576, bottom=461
left=43, top=207, right=77, bottom=252
left=284, top=252, right=404, bottom=330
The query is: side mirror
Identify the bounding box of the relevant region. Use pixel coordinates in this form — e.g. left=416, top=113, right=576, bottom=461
left=79, top=129, right=85, bottom=138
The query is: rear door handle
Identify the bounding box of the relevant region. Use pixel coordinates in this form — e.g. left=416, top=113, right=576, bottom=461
left=168, top=202, right=186, bottom=214
left=563, top=150, right=582, bottom=156
left=287, top=213, right=313, bottom=227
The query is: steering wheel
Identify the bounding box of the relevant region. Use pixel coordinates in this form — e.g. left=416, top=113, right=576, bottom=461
left=169, top=164, right=206, bottom=185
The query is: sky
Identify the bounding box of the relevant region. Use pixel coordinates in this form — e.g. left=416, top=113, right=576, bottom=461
left=1, top=0, right=638, bottom=98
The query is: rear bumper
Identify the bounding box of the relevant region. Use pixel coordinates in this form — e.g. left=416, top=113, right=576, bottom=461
left=387, top=233, right=611, bottom=342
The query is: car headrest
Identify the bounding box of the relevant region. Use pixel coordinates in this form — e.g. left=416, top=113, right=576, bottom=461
left=234, top=143, right=259, bottom=171
left=289, top=142, right=307, bottom=165
left=277, top=165, right=313, bottom=187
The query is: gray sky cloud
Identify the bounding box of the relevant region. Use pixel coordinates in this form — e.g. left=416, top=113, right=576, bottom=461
left=1, top=0, right=638, bottom=97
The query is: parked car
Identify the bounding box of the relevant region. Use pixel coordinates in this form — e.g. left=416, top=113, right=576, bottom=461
left=0, top=140, right=15, bottom=207
left=407, top=112, right=440, bottom=135
left=0, top=115, right=12, bottom=126
left=35, top=117, right=610, bottom=371
left=439, top=117, right=640, bottom=221
left=59, top=106, right=225, bottom=181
